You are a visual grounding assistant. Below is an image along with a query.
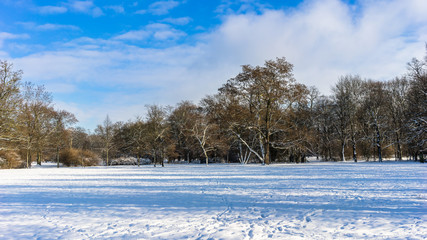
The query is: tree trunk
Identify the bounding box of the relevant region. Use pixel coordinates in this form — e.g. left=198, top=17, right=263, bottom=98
left=161, top=150, right=165, bottom=167
left=203, top=148, right=209, bottom=166
left=37, top=151, right=41, bottom=165
left=26, top=150, right=31, bottom=168
left=352, top=142, right=357, bottom=162
left=106, top=149, right=109, bottom=166
left=351, top=131, right=357, bottom=162
left=265, top=140, right=270, bottom=165
left=258, top=134, right=265, bottom=165
left=233, top=131, right=263, bottom=164
left=375, top=125, right=382, bottom=162
left=187, top=151, right=190, bottom=164
left=56, top=146, right=60, bottom=168
left=395, top=132, right=402, bottom=161
left=264, top=99, right=271, bottom=165
left=341, top=140, right=346, bottom=161
left=372, top=136, right=376, bottom=161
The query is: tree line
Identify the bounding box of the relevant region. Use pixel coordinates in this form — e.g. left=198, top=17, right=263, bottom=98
left=0, top=49, right=425, bottom=168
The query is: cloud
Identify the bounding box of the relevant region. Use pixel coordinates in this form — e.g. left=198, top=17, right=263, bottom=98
left=37, top=24, right=80, bottom=31
left=104, top=5, right=125, bottom=14
left=12, top=40, right=203, bottom=128
left=67, top=0, right=104, bottom=17
left=114, top=30, right=150, bottom=41
left=134, top=9, right=147, bottom=15
left=161, top=17, right=192, bottom=25
left=37, top=5, right=68, bottom=14
left=114, top=23, right=186, bottom=41
left=10, top=0, right=427, bottom=129
left=0, top=32, right=30, bottom=48
left=18, top=22, right=80, bottom=31
left=136, top=0, right=180, bottom=15
left=199, top=0, right=427, bottom=93
left=147, top=23, right=187, bottom=40
left=215, top=0, right=269, bottom=15
left=46, top=83, right=77, bottom=94
left=36, top=1, right=103, bottom=17
left=53, top=100, right=93, bottom=125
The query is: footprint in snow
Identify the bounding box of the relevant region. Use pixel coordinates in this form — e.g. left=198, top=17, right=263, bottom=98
left=248, top=229, right=254, bottom=238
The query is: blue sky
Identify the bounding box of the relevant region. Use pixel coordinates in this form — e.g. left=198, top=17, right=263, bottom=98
left=0, top=0, right=426, bottom=130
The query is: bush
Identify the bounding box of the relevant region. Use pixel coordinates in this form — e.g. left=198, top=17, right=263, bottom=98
left=111, top=157, right=152, bottom=165
left=0, top=151, right=25, bottom=169
left=59, top=149, right=101, bottom=167
left=111, top=156, right=137, bottom=165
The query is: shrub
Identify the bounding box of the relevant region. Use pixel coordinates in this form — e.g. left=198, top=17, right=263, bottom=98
left=0, top=151, right=25, bottom=169
left=59, top=149, right=101, bottom=167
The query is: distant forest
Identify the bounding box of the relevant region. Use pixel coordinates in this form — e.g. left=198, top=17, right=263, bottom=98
left=1, top=48, right=426, bottom=168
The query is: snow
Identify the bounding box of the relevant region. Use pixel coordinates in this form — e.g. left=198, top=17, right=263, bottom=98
left=0, top=162, right=426, bottom=239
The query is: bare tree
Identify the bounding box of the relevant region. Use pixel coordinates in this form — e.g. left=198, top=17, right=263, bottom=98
left=405, top=51, right=427, bottom=161
left=332, top=75, right=363, bottom=162
left=145, top=105, right=170, bottom=167
left=131, top=118, right=149, bottom=166
left=20, top=83, right=54, bottom=167
left=384, top=78, right=409, bottom=160
left=168, top=101, right=199, bottom=163
left=51, top=110, right=77, bottom=167
left=220, top=57, right=297, bottom=164
left=0, top=60, right=23, bottom=150
left=95, top=115, right=115, bottom=166
left=314, top=96, right=335, bottom=161
left=361, top=81, right=389, bottom=162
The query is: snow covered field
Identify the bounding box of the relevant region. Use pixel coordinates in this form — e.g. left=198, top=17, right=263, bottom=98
left=0, top=162, right=426, bottom=239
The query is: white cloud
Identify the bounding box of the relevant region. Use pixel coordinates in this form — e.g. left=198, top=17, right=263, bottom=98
left=10, top=0, right=427, bottom=129
left=53, top=100, right=93, bottom=125
left=67, top=0, right=104, bottom=17
left=0, top=51, right=10, bottom=59
left=18, top=22, right=80, bottom=31
left=147, top=23, right=187, bottom=40
left=0, top=32, right=29, bottom=48
left=136, top=0, right=180, bottom=15
left=46, top=82, right=77, bottom=94
left=161, top=17, right=192, bottom=26
left=114, top=30, right=150, bottom=41
left=215, top=0, right=268, bottom=15
left=38, top=5, right=68, bottom=14
left=38, top=24, right=80, bottom=31
left=104, top=5, right=125, bottom=14
left=199, top=0, right=427, bottom=93
left=68, top=0, right=92, bottom=12
left=134, top=9, right=147, bottom=15
left=115, top=23, right=186, bottom=41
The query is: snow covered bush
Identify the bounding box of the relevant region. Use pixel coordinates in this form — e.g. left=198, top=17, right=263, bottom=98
left=59, top=149, right=101, bottom=167
left=0, top=151, right=25, bottom=169
left=110, top=157, right=152, bottom=165
left=111, top=157, right=137, bottom=165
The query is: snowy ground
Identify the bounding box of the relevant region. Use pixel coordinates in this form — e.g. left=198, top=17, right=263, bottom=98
left=0, top=162, right=426, bottom=239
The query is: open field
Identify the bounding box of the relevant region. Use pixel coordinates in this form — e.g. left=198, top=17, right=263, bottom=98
left=0, top=162, right=426, bottom=239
